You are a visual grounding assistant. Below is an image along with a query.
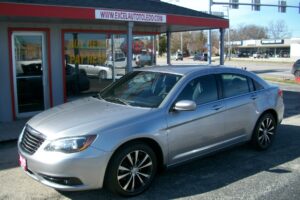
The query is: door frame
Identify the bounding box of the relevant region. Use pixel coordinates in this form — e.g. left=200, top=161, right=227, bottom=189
left=8, top=28, right=53, bottom=119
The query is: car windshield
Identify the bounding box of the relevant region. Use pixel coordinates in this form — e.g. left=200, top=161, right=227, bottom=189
left=99, top=71, right=182, bottom=108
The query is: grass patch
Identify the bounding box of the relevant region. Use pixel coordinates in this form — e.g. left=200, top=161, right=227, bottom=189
left=261, top=76, right=299, bottom=85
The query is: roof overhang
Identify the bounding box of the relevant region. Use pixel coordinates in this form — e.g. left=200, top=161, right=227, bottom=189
left=0, top=2, right=229, bottom=33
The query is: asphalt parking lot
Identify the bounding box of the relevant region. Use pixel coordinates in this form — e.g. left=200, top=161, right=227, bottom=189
left=0, top=63, right=300, bottom=200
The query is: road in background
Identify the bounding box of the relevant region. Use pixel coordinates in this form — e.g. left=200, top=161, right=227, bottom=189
left=157, top=57, right=295, bottom=80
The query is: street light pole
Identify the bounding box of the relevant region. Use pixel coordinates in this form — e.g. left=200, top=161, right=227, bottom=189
left=208, top=0, right=212, bottom=64
left=180, top=32, right=183, bottom=54
left=226, top=6, right=231, bottom=61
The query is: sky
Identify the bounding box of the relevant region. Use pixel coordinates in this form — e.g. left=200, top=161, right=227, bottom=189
left=161, top=0, right=300, bottom=38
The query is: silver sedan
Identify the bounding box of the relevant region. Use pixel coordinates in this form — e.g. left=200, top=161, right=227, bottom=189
left=18, top=66, right=284, bottom=196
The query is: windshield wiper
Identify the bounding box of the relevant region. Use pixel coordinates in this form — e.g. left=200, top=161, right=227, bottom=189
left=104, top=96, right=130, bottom=106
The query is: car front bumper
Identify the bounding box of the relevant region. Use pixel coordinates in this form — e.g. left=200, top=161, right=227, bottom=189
left=18, top=140, right=112, bottom=191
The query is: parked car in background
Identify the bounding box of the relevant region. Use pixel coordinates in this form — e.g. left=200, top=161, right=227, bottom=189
left=193, top=53, right=207, bottom=61
left=105, top=52, right=127, bottom=68
left=175, top=52, right=183, bottom=61
left=68, top=64, right=112, bottom=80
left=65, top=64, right=90, bottom=95
left=292, top=59, right=300, bottom=77
left=253, top=53, right=261, bottom=59
left=135, top=51, right=152, bottom=67
left=18, top=66, right=284, bottom=196
left=238, top=52, right=250, bottom=58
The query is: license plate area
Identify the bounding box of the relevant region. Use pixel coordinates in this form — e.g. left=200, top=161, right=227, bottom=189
left=19, top=154, right=27, bottom=171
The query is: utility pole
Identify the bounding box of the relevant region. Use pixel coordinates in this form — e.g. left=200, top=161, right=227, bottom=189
left=180, top=32, right=183, bottom=53
left=225, top=6, right=231, bottom=61
left=207, top=0, right=212, bottom=64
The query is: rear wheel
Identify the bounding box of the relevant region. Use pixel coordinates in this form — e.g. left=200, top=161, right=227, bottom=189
left=105, top=142, right=157, bottom=196
left=98, top=70, right=107, bottom=80
left=251, top=113, right=277, bottom=150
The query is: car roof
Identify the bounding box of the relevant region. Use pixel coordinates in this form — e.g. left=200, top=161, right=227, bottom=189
left=137, top=65, right=245, bottom=76
left=136, top=65, right=270, bottom=88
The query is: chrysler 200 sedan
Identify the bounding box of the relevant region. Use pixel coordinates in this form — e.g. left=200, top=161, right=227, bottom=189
left=18, top=66, right=284, bottom=196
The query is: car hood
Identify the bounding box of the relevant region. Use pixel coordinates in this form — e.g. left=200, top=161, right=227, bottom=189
left=27, top=97, right=151, bottom=140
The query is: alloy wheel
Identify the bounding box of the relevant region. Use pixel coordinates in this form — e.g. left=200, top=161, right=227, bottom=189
left=117, top=150, right=153, bottom=192
left=257, top=117, right=275, bottom=148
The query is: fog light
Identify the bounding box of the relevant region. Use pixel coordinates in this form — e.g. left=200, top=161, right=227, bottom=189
left=39, top=174, right=83, bottom=186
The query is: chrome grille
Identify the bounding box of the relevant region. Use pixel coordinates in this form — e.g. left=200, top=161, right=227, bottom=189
left=20, top=126, right=45, bottom=155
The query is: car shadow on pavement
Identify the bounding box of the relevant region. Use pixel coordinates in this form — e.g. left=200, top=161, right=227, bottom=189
left=283, top=90, right=300, bottom=118
left=0, top=140, right=19, bottom=171
left=60, top=123, right=300, bottom=200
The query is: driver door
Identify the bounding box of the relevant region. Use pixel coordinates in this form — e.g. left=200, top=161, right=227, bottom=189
left=167, top=75, right=225, bottom=165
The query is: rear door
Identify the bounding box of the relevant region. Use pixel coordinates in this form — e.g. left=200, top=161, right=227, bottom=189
left=219, top=73, right=257, bottom=140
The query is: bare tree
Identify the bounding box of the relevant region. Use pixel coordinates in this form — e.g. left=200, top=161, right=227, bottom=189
left=170, top=32, right=181, bottom=54
left=268, top=20, right=291, bottom=39
left=228, top=24, right=268, bottom=41
left=171, top=31, right=207, bottom=55
left=186, top=31, right=207, bottom=54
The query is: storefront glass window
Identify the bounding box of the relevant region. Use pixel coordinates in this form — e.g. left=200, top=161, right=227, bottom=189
left=106, top=34, right=127, bottom=78
left=64, top=33, right=109, bottom=99
left=64, top=33, right=156, bottom=100
left=14, top=34, right=45, bottom=113
left=132, top=35, right=156, bottom=67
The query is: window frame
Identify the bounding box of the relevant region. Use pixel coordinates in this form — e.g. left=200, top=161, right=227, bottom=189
left=252, top=78, right=265, bottom=91
left=172, top=74, right=221, bottom=107
left=218, top=73, right=252, bottom=99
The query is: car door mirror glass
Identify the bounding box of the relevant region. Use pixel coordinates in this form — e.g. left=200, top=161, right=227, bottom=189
left=174, top=100, right=196, bottom=111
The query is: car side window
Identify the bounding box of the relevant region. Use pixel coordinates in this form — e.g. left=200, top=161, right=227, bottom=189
left=176, top=75, right=218, bottom=105
left=221, top=74, right=250, bottom=98
left=248, top=78, right=255, bottom=92
left=253, top=79, right=264, bottom=91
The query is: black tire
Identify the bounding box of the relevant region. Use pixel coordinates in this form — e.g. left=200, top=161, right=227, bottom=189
left=251, top=113, right=277, bottom=150
left=105, top=142, right=157, bottom=196
left=295, top=70, right=300, bottom=78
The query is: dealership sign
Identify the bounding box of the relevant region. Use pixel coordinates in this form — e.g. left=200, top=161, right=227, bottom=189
left=95, top=9, right=166, bottom=23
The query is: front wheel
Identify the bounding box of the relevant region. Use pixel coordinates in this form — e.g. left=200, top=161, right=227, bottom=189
left=251, top=113, right=277, bottom=150
left=105, top=142, right=157, bottom=196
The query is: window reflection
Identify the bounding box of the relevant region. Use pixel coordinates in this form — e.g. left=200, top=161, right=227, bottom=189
left=133, top=36, right=155, bottom=67
left=14, top=35, right=44, bottom=112
left=64, top=33, right=156, bottom=100
left=64, top=33, right=110, bottom=99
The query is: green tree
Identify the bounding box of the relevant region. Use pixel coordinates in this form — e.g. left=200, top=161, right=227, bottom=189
left=159, top=35, right=167, bottom=56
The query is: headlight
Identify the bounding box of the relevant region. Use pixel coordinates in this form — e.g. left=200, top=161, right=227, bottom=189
left=45, top=135, right=97, bottom=153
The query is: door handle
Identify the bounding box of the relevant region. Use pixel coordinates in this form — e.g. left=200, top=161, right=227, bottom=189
left=212, top=105, right=224, bottom=111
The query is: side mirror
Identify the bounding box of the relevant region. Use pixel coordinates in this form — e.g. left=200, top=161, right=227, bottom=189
left=173, top=100, right=196, bottom=111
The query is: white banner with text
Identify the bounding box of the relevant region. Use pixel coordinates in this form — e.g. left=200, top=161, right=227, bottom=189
left=95, top=9, right=166, bottom=23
